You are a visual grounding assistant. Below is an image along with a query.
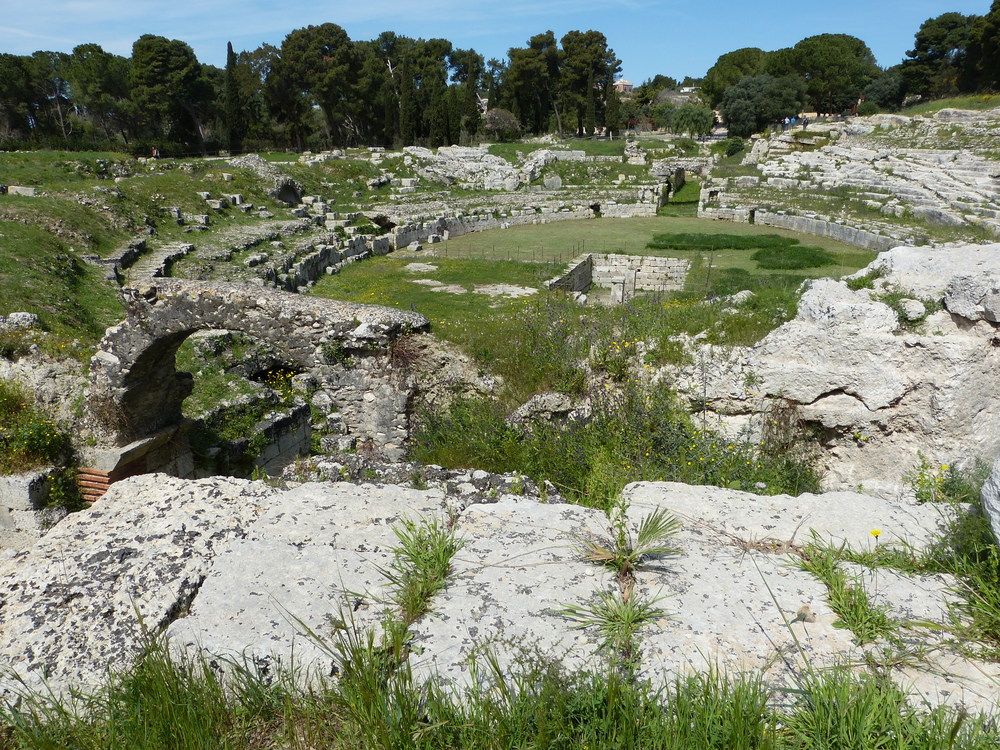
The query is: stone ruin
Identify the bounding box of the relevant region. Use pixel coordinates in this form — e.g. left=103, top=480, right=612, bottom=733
left=545, top=253, right=690, bottom=303
left=80, top=279, right=427, bottom=499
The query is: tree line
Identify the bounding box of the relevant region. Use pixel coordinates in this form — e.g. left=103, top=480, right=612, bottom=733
left=707, top=0, right=1000, bottom=139
left=0, top=26, right=636, bottom=155
left=5, top=3, right=1000, bottom=154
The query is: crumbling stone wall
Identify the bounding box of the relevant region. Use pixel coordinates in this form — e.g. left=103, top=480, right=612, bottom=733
left=87, top=280, right=428, bottom=461
left=544, top=253, right=689, bottom=296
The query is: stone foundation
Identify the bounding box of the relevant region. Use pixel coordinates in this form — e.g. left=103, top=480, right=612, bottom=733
left=545, top=253, right=689, bottom=300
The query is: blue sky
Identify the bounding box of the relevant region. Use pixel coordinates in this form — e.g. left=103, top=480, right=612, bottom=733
left=1, top=0, right=991, bottom=83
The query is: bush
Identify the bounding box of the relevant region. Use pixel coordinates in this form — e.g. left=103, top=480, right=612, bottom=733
left=483, top=109, right=523, bottom=143
left=751, top=245, right=836, bottom=269
left=723, top=137, right=746, bottom=157
left=0, top=379, right=75, bottom=474
left=411, top=379, right=820, bottom=510
left=647, top=233, right=797, bottom=251
left=856, top=100, right=880, bottom=116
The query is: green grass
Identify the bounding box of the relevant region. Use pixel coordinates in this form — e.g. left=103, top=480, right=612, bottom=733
left=382, top=517, right=463, bottom=625
left=3, top=631, right=997, bottom=749
left=0, top=150, right=134, bottom=191
left=902, top=94, right=1000, bottom=115
left=412, top=380, right=821, bottom=510
left=750, top=245, right=836, bottom=270
left=436, top=217, right=871, bottom=283
left=0, top=195, right=131, bottom=256
left=0, top=220, right=123, bottom=347
left=798, top=539, right=897, bottom=645
left=310, top=255, right=561, bottom=335
left=658, top=179, right=701, bottom=217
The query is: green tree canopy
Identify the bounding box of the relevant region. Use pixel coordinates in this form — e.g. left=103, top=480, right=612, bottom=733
left=902, top=12, right=976, bottom=97
left=560, top=30, right=620, bottom=135
left=131, top=34, right=215, bottom=153
left=672, top=102, right=714, bottom=138
left=274, top=23, right=359, bottom=145
left=791, top=34, right=879, bottom=114
left=702, top=47, right=766, bottom=107
left=720, top=74, right=805, bottom=138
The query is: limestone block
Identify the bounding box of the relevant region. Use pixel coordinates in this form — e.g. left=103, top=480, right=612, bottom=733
left=981, top=459, right=1000, bottom=548
left=7, top=186, right=37, bottom=196
left=0, top=312, right=39, bottom=330
left=0, top=470, right=53, bottom=512
left=0, top=475, right=278, bottom=699
left=408, top=497, right=609, bottom=689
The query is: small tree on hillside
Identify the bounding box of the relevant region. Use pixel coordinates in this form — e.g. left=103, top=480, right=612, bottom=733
left=483, top=108, right=522, bottom=142
left=672, top=103, right=714, bottom=138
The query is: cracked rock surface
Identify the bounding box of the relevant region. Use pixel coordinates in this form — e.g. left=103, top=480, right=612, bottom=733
left=1, top=475, right=998, bottom=715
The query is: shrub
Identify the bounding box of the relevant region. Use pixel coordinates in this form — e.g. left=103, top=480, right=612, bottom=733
left=751, top=245, right=836, bottom=269
left=483, top=109, right=523, bottom=143
left=0, top=379, right=74, bottom=474
left=647, top=233, right=797, bottom=251
left=724, top=136, right=746, bottom=157
left=411, top=379, right=820, bottom=509
left=857, top=100, right=880, bottom=116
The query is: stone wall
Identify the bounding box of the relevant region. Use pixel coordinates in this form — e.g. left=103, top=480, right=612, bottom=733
left=545, top=254, right=593, bottom=292
left=544, top=253, right=689, bottom=296
left=389, top=201, right=658, bottom=251
left=0, top=471, right=66, bottom=546
left=698, top=202, right=897, bottom=252
left=86, top=280, right=428, bottom=484
left=591, top=254, right=690, bottom=291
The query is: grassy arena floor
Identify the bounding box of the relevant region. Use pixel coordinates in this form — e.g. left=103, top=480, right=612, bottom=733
left=431, top=215, right=874, bottom=286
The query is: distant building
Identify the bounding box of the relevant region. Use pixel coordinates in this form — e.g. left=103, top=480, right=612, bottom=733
left=613, top=78, right=633, bottom=94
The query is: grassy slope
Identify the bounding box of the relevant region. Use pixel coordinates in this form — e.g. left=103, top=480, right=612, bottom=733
left=0, top=219, right=122, bottom=344
left=902, top=93, right=1000, bottom=115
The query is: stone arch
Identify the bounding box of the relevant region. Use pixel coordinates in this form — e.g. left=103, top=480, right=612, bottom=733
left=87, top=280, right=428, bottom=452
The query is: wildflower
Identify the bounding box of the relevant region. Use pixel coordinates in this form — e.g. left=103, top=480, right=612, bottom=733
left=870, top=529, right=881, bottom=540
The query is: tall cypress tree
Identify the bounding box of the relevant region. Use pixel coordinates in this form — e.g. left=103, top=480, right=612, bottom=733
left=223, top=42, right=244, bottom=152
left=604, top=77, right=622, bottom=137
left=584, top=72, right=596, bottom=136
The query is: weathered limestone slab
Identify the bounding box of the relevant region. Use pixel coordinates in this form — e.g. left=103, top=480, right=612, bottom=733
left=168, top=483, right=449, bottom=679
left=408, top=497, right=609, bottom=690
left=0, top=476, right=996, bottom=714
left=0, top=474, right=277, bottom=699
left=677, top=248, right=1000, bottom=497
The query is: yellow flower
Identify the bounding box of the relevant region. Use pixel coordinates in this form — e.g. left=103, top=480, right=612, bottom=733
left=870, top=529, right=882, bottom=539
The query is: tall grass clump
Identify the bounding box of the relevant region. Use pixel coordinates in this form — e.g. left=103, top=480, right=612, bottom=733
left=927, top=506, right=1000, bottom=657
left=1, top=638, right=311, bottom=749
left=411, top=380, right=820, bottom=510
left=5, top=641, right=997, bottom=749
